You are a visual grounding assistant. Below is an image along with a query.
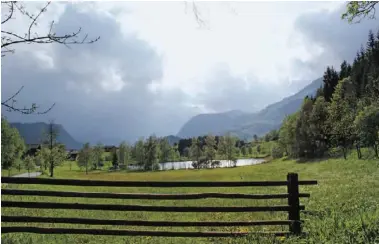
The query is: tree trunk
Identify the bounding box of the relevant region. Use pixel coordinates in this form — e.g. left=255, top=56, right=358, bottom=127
left=374, top=144, right=378, bottom=158
left=356, top=144, right=362, bottom=159
left=342, top=147, right=347, bottom=160
left=50, top=160, right=54, bottom=177
left=86, top=162, right=88, bottom=175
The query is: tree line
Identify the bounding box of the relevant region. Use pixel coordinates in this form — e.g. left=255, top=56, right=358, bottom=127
left=268, top=30, right=379, bottom=160
left=77, top=133, right=268, bottom=173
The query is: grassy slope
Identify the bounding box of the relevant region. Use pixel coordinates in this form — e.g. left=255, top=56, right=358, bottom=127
left=2, top=155, right=379, bottom=244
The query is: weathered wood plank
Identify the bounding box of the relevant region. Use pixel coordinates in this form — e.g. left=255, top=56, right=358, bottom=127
left=1, top=216, right=296, bottom=226
left=2, top=201, right=305, bottom=212
left=1, top=177, right=317, bottom=187
left=1, top=227, right=291, bottom=237
left=1, top=189, right=311, bottom=199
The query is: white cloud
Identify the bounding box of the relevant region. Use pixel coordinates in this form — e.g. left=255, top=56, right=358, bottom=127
left=2, top=1, right=375, bottom=143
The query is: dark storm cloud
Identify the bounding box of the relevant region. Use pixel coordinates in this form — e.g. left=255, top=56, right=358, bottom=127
left=1, top=4, right=188, bottom=144
left=292, top=4, right=379, bottom=79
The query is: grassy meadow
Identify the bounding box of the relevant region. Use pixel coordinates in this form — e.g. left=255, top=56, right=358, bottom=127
left=2, top=152, right=379, bottom=244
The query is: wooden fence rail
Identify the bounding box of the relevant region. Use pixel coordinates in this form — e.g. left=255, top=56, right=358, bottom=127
left=1, top=172, right=317, bottom=238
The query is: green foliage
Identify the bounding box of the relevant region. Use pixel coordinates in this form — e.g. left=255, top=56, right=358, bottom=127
left=23, top=155, right=36, bottom=175
left=189, top=137, right=203, bottom=168
left=144, top=135, right=160, bottom=171
left=93, top=143, right=104, bottom=169
left=118, top=141, right=130, bottom=167
left=271, top=145, right=283, bottom=159
left=159, top=138, right=174, bottom=163
left=342, top=1, right=378, bottom=23
left=1, top=117, right=25, bottom=175
left=354, top=103, right=379, bottom=157
left=274, top=29, right=379, bottom=160
left=111, top=149, right=118, bottom=168
left=204, top=133, right=216, bottom=164
left=77, top=143, right=93, bottom=174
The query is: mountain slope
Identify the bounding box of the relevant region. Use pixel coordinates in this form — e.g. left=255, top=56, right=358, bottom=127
left=10, top=122, right=83, bottom=150
left=177, top=77, right=323, bottom=139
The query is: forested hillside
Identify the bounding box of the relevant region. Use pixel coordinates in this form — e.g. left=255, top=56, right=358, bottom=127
left=275, top=30, right=379, bottom=159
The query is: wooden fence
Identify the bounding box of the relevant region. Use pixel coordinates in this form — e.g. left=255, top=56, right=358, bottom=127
left=1, top=173, right=317, bottom=238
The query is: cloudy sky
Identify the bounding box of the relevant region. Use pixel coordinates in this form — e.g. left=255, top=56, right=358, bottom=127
left=1, top=1, right=378, bottom=144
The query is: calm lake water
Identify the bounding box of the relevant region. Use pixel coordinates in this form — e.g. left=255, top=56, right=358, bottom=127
left=128, top=158, right=266, bottom=171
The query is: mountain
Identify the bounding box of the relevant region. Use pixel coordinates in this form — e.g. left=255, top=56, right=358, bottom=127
left=177, top=77, right=323, bottom=139
left=10, top=122, right=83, bottom=150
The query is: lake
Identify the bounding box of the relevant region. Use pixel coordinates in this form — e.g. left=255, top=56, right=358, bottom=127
left=128, top=158, right=266, bottom=171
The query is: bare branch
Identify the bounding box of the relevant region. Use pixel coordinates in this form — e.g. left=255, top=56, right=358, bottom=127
left=1, top=1, right=15, bottom=24
left=1, top=1, right=100, bottom=56
left=2, top=85, right=24, bottom=104
left=1, top=1, right=99, bottom=115
left=28, top=1, right=51, bottom=40
left=1, top=86, right=56, bottom=115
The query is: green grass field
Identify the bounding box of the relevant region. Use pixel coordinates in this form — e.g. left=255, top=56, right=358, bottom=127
left=1, top=168, right=29, bottom=177
left=2, top=154, right=379, bottom=244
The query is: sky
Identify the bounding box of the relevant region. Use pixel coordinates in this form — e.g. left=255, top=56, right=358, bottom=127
left=1, top=1, right=379, bottom=144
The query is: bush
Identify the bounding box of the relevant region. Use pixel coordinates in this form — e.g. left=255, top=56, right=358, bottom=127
left=271, top=145, right=284, bottom=159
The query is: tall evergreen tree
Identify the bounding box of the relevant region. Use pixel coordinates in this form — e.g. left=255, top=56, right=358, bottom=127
left=323, top=66, right=340, bottom=102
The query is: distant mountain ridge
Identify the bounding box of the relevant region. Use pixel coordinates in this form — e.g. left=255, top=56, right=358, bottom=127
left=10, top=122, right=83, bottom=150
left=177, top=77, right=323, bottom=139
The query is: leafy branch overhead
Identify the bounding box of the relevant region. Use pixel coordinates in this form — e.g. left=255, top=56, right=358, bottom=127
left=342, top=1, right=378, bottom=23
left=1, top=1, right=100, bottom=114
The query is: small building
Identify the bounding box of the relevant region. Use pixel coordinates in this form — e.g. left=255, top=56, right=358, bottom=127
left=24, top=144, right=42, bottom=157
left=104, top=145, right=118, bottom=152
left=67, top=150, right=79, bottom=161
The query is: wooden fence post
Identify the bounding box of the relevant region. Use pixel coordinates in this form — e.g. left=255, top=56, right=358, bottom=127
left=287, top=173, right=301, bottom=235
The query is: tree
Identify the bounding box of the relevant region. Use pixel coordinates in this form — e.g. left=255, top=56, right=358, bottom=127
left=342, top=1, right=378, bottom=23
left=1, top=117, right=25, bottom=176
left=327, top=78, right=357, bottom=159
left=309, top=96, right=329, bottom=157
left=93, top=143, right=104, bottom=170
left=42, top=120, right=59, bottom=177
left=1, top=1, right=100, bottom=114
left=278, top=114, right=298, bottom=157
left=271, top=145, right=283, bottom=159
left=323, top=66, right=340, bottom=102
left=34, top=150, right=45, bottom=169
left=111, top=148, right=118, bottom=169
left=294, top=98, right=317, bottom=158
left=134, top=138, right=145, bottom=169
left=223, top=133, right=237, bottom=167
left=144, top=135, right=160, bottom=171
left=256, top=144, right=261, bottom=156
left=78, top=143, right=93, bottom=174
left=253, top=134, right=258, bottom=143
left=36, top=147, right=50, bottom=172
left=354, top=104, right=379, bottom=158
left=204, top=134, right=216, bottom=165
left=159, top=138, right=173, bottom=163
left=190, top=137, right=203, bottom=169
left=248, top=145, right=253, bottom=156
left=24, top=155, right=36, bottom=178
left=118, top=141, right=130, bottom=168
